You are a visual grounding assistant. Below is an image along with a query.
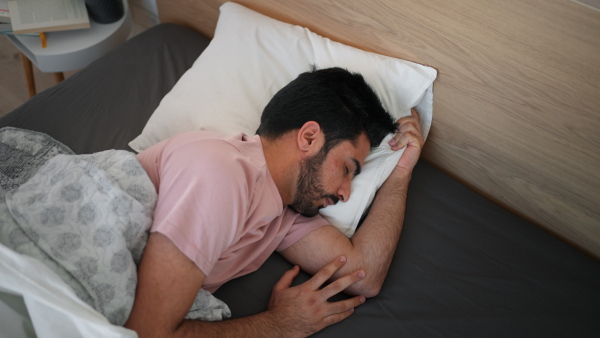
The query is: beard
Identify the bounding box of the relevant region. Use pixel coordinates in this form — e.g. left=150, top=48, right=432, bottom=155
left=290, top=148, right=339, bottom=217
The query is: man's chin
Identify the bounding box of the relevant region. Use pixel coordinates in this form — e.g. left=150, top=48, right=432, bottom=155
left=289, top=204, right=320, bottom=218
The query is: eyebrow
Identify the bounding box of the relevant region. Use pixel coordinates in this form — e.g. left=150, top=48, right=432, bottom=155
left=352, top=158, right=362, bottom=177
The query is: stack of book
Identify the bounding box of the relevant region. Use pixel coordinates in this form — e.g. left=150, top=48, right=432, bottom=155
left=0, top=0, right=90, bottom=36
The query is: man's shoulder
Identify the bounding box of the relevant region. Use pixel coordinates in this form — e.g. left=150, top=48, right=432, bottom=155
left=165, top=130, right=236, bottom=150
left=166, top=131, right=260, bottom=161
left=164, top=131, right=268, bottom=183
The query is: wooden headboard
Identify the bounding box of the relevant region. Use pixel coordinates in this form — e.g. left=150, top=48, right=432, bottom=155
left=157, top=0, right=600, bottom=259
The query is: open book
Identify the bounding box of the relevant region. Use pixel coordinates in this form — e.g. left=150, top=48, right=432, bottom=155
left=8, top=0, right=90, bottom=34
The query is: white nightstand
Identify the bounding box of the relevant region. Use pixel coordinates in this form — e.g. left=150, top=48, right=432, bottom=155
left=6, top=0, right=131, bottom=97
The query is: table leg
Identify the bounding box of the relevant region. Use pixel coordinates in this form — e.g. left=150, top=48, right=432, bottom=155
left=19, top=52, right=36, bottom=98
left=53, top=72, right=65, bottom=83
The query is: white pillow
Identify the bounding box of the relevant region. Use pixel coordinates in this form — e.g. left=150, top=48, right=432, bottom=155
left=129, top=2, right=437, bottom=237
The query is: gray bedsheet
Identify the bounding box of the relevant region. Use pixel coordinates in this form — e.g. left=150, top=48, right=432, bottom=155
left=1, top=23, right=599, bottom=337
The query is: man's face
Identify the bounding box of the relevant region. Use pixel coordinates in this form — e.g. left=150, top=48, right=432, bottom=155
left=290, top=133, right=370, bottom=217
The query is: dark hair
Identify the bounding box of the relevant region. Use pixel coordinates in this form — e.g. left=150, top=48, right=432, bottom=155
left=256, top=67, right=396, bottom=152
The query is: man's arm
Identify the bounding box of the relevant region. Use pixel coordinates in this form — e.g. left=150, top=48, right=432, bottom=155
left=125, top=233, right=367, bottom=338
left=280, top=109, right=424, bottom=298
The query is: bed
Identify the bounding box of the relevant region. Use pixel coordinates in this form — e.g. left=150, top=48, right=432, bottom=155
left=1, top=0, right=599, bottom=337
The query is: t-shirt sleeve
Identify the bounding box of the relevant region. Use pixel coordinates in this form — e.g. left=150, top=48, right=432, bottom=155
left=276, top=209, right=329, bottom=252
left=150, top=139, right=252, bottom=277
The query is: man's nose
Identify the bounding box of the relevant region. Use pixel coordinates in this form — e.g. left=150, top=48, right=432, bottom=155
left=337, top=177, right=352, bottom=202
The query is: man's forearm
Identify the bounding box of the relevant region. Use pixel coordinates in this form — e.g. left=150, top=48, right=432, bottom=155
left=346, top=167, right=411, bottom=296
left=164, top=312, right=283, bottom=338
left=345, top=109, right=423, bottom=296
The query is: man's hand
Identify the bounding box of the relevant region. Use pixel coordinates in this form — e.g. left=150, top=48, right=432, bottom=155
left=266, top=256, right=366, bottom=338
left=388, top=108, right=425, bottom=173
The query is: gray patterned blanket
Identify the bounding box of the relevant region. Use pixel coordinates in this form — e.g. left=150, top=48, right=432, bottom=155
left=0, top=127, right=230, bottom=325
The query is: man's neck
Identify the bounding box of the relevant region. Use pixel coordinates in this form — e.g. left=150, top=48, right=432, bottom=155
left=260, top=134, right=299, bottom=206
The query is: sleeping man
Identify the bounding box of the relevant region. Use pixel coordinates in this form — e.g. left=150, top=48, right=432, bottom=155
left=125, top=67, right=424, bottom=337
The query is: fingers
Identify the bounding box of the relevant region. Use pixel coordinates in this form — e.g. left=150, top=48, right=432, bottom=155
left=389, top=107, right=424, bottom=150
left=321, top=295, right=366, bottom=326
left=397, top=120, right=420, bottom=136
left=389, top=124, right=419, bottom=150
left=321, top=308, right=356, bottom=328
left=305, top=256, right=367, bottom=306
left=397, top=108, right=420, bottom=127
left=389, top=129, right=423, bottom=151
left=306, top=256, right=348, bottom=290
left=411, top=107, right=420, bottom=120
left=398, top=109, right=422, bottom=135
left=267, top=258, right=366, bottom=335
left=317, top=264, right=366, bottom=326
left=272, top=265, right=300, bottom=292
left=320, top=269, right=366, bottom=300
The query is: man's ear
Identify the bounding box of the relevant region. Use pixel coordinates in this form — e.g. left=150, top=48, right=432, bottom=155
left=297, top=121, right=324, bottom=154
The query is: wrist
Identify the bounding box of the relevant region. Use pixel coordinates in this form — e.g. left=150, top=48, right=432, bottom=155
left=261, top=309, right=303, bottom=338
left=375, top=166, right=411, bottom=199
left=260, top=310, right=286, bottom=337
left=390, top=165, right=412, bottom=181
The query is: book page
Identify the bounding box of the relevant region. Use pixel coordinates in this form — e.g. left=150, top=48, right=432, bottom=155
left=8, top=0, right=90, bottom=34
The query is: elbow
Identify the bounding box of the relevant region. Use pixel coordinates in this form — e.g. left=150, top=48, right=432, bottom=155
left=361, top=282, right=382, bottom=299
left=341, top=260, right=387, bottom=298
left=348, top=277, right=383, bottom=298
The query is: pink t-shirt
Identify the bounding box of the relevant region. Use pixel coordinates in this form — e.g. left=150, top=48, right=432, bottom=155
left=137, top=131, right=327, bottom=292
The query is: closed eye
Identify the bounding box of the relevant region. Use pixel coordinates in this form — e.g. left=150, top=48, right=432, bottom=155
left=352, top=159, right=361, bottom=177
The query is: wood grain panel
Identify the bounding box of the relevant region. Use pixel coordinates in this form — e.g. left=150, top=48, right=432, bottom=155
left=158, top=0, right=600, bottom=259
